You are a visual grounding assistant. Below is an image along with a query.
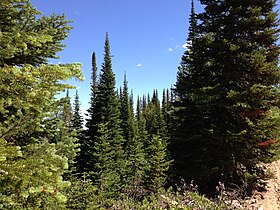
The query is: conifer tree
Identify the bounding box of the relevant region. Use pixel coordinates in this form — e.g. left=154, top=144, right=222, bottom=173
left=62, top=89, right=72, bottom=131
left=142, top=95, right=147, bottom=111
left=84, top=52, right=99, bottom=173
left=91, top=52, right=98, bottom=100
left=145, top=90, right=167, bottom=138
left=57, top=90, right=80, bottom=176
left=138, top=91, right=171, bottom=193
left=123, top=121, right=147, bottom=200
left=72, top=90, right=84, bottom=131
left=72, top=90, right=85, bottom=174
left=146, top=135, right=171, bottom=193
left=136, top=96, right=142, bottom=122
left=86, top=33, right=125, bottom=196
left=172, top=0, right=280, bottom=194
left=0, top=1, right=83, bottom=207
left=0, top=0, right=72, bottom=67
left=120, top=73, right=135, bottom=147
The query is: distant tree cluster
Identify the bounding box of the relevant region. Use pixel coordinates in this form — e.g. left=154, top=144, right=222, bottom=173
left=0, top=0, right=279, bottom=209
left=74, top=33, right=171, bottom=201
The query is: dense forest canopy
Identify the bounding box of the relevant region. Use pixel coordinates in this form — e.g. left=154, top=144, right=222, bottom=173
left=0, top=0, right=279, bottom=209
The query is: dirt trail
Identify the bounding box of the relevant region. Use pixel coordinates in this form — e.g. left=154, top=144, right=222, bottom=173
left=247, top=160, right=280, bottom=210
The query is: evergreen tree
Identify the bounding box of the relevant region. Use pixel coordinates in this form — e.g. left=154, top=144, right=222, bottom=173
left=57, top=91, right=80, bottom=177
left=0, top=1, right=83, bottom=207
left=171, top=0, right=280, bottom=194
left=91, top=52, right=98, bottom=100
left=145, top=90, right=167, bottom=138
left=136, top=96, right=142, bottom=122
left=72, top=90, right=84, bottom=131
left=84, top=52, right=99, bottom=174
left=146, top=135, right=171, bottom=193
left=0, top=0, right=72, bottom=67
left=62, top=89, right=72, bottom=131
left=86, top=33, right=125, bottom=197
left=72, top=90, right=85, bottom=175
left=137, top=91, right=171, bottom=193
left=122, top=124, right=148, bottom=200
left=120, top=73, right=135, bottom=147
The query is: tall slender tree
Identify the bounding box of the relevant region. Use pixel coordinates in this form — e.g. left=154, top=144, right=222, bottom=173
left=120, top=72, right=135, bottom=147
left=92, top=52, right=98, bottom=100
left=72, top=90, right=85, bottom=174
left=62, top=89, right=72, bottom=131
left=84, top=52, right=99, bottom=174
left=86, top=33, right=125, bottom=197
left=72, top=90, right=83, bottom=131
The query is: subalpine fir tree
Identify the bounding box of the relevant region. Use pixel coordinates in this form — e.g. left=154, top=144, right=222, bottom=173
left=91, top=52, right=98, bottom=100
left=120, top=73, right=135, bottom=147
left=86, top=33, right=125, bottom=197
left=144, top=90, right=167, bottom=138
left=58, top=90, right=80, bottom=176
left=172, top=0, right=280, bottom=194
left=162, top=89, right=172, bottom=137
left=174, top=0, right=197, bottom=102
left=146, top=135, right=171, bottom=193
left=62, top=89, right=72, bottom=131
left=84, top=52, right=99, bottom=173
left=139, top=91, right=171, bottom=193
left=123, top=117, right=147, bottom=200
left=72, top=90, right=84, bottom=131
left=72, top=90, right=85, bottom=174
left=136, top=96, right=142, bottom=122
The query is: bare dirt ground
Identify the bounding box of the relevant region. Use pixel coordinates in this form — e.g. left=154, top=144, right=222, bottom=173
left=245, top=160, right=280, bottom=210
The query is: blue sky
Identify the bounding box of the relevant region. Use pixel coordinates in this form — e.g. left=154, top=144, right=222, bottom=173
left=30, top=0, right=202, bottom=114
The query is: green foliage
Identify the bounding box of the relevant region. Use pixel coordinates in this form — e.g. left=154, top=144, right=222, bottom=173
left=0, top=0, right=72, bottom=67
left=66, top=176, right=97, bottom=210
left=146, top=135, right=172, bottom=193
left=0, top=65, right=82, bottom=208
left=120, top=73, right=135, bottom=146
left=171, top=0, right=280, bottom=194
left=123, top=130, right=148, bottom=200
left=85, top=33, right=125, bottom=197
left=133, top=91, right=172, bottom=194
left=72, top=90, right=84, bottom=131
left=0, top=0, right=83, bottom=208
left=109, top=187, right=239, bottom=210
left=0, top=136, right=71, bottom=209
left=72, top=90, right=85, bottom=175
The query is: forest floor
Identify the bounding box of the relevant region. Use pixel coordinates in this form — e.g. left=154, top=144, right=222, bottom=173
left=244, top=159, right=280, bottom=210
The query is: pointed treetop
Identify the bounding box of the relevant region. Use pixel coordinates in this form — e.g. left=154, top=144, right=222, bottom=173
left=188, top=0, right=197, bottom=41
left=101, top=32, right=113, bottom=74
left=105, top=32, right=110, bottom=52
left=66, top=89, right=70, bottom=97
left=124, top=71, right=127, bottom=83
left=92, top=51, right=97, bottom=85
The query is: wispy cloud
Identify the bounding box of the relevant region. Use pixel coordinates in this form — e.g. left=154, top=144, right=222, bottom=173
left=137, top=63, right=142, bottom=67
left=167, top=45, right=181, bottom=52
